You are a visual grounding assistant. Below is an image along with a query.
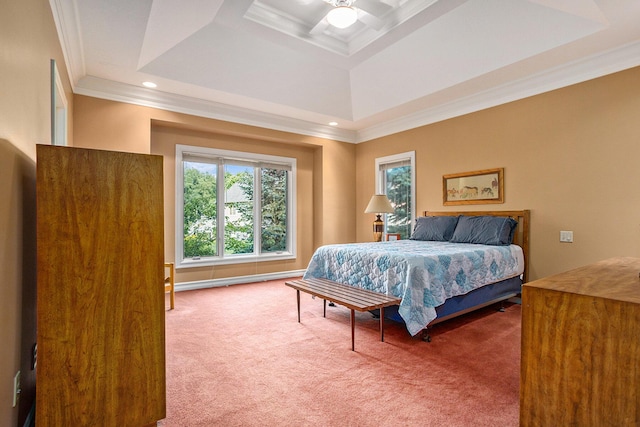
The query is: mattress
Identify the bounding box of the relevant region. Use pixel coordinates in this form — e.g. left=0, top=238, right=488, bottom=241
left=303, top=240, right=525, bottom=335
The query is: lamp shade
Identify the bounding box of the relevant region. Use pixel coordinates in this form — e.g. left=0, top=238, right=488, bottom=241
left=327, top=6, right=358, bottom=28
left=364, top=194, right=394, bottom=214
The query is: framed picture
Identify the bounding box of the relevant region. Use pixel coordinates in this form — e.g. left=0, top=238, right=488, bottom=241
left=443, top=168, right=504, bottom=206
left=386, top=233, right=401, bottom=241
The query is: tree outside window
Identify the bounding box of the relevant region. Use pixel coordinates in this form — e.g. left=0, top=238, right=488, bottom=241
left=260, top=168, right=288, bottom=253
left=376, top=152, right=415, bottom=240
left=385, top=164, right=412, bottom=238
left=183, top=162, right=217, bottom=258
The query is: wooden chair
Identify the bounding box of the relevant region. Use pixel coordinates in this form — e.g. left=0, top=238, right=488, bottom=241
left=164, top=262, right=175, bottom=310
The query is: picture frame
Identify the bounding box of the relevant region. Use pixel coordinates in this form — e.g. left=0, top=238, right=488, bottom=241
left=443, top=168, right=504, bottom=206
left=386, top=233, right=401, bottom=241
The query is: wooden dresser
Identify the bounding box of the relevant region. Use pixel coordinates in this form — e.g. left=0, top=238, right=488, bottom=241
left=520, top=257, right=640, bottom=426
left=36, top=145, right=166, bottom=426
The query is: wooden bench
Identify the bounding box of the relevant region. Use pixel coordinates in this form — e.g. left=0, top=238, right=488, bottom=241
left=285, top=278, right=401, bottom=351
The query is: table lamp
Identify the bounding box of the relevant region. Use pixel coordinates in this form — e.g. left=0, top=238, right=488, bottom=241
left=364, top=194, right=394, bottom=242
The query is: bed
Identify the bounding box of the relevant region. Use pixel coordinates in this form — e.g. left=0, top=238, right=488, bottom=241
left=302, top=210, right=530, bottom=339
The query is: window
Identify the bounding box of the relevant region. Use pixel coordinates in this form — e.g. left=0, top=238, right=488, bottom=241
left=375, top=151, right=415, bottom=240
left=51, top=59, right=67, bottom=146
left=176, top=145, right=296, bottom=267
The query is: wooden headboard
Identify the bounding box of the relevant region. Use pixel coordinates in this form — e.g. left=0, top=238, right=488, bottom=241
left=424, top=210, right=530, bottom=283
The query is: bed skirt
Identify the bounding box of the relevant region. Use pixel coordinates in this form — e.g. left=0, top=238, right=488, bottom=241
left=380, top=276, right=522, bottom=327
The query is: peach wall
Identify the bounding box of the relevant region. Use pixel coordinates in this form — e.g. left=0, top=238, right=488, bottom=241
left=356, top=66, right=640, bottom=280
left=319, top=140, right=357, bottom=244
left=73, top=96, right=357, bottom=284
left=73, top=97, right=151, bottom=153
left=0, top=0, right=74, bottom=425
left=75, top=67, right=640, bottom=284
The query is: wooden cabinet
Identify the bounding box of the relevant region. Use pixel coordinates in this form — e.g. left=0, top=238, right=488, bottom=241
left=36, top=145, right=166, bottom=426
left=520, top=257, right=640, bottom=426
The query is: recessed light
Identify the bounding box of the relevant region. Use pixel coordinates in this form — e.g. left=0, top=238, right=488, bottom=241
left=142, top=81, right=157, bottom=88
left=329, top=121, right=338, bottom=126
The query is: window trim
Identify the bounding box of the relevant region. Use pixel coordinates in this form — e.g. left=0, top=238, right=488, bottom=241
left=51, top=59, right=67, bottom=146
left=175, top=144, right=296, bottom=268
left=374, top=151, right=416, bottom=235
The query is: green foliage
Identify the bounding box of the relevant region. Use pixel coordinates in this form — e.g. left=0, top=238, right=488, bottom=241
left=184, top=233, right=216, bottom=258
left=182, top=163, right=289, bottom=259
left=260, top=169, right=287, bottom=252
left=183, top=166, right=217, bottom=257
left=224, top=218, right=253, bottom=254
left=226, top=170, right=254, bottom=254
left=230, top=168, right=288, bottom=253
left=385, top=166, right=412, bottom=239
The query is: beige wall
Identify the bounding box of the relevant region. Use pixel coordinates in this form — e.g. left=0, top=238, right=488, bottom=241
left=0, top=0, right=73, bottom=425
left=356, top=66, right=640, bottom=280
left=75, top=67, right=640, bottom=284
left=73, top=96, right=357, bottom=285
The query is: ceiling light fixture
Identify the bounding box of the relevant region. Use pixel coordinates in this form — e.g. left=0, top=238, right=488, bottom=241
left=142, top=81, right=157, bottom=88
left=326, top=1, right=358, bottom=29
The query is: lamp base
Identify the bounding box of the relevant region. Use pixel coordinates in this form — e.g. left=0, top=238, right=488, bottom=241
left=372, top=214, right=383, bottom=242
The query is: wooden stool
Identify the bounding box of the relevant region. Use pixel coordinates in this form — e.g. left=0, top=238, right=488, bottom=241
left=164, top=262, right=175, bottom=310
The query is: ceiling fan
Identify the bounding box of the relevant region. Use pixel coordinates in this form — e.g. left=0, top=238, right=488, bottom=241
left=311, top=0, right=392, bottom=34
left=324, top=0, right=359, bottom=28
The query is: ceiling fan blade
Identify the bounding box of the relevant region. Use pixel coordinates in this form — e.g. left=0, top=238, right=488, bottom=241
left=310, top=17, right=331, bottom=35
left=379, top=0, right=401, bottom=7
left=355, top=0, right=392, bottom=18
left=357, top=8, right=385, bottom=30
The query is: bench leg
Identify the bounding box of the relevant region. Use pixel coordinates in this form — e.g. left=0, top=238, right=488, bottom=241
left=296, top=289, right=300, bottom=323
left=350, top=309, right=355, bottom=351
left=380, top=306, right=385, bottom=342
left=323, top=299, right=326, bottom=318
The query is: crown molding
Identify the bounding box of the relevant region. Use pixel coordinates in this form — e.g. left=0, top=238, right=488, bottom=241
left=75, top=76, right=358, bottom=143
left=73, top=40, right=640, bottom=145
left=49, top=0, right=85, bottom=86
left=356, top=40, right=640, bottom=142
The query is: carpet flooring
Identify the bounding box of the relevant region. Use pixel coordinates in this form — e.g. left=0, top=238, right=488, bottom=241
left=160, top=279, right=521, bottom=426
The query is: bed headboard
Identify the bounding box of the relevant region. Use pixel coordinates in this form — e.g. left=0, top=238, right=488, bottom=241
left=424, top=210, right=530, bottom=283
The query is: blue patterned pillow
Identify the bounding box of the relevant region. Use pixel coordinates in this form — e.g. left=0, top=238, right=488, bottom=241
left=449, top=215, right=518, bottom=246
left=410, top=216, right=459, bottom=241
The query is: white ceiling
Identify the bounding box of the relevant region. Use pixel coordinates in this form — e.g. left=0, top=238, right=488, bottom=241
left=50, top=0, right=640, bottom=143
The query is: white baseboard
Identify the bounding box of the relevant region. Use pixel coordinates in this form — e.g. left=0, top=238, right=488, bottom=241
left=175, top=269, right=306, bottom=292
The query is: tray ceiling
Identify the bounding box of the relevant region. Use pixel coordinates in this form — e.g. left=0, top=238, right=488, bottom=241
left=51, top=0, right=640, bottom=142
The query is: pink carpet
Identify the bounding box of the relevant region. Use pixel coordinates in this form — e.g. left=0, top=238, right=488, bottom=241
left=160, top=279, right=521, bottom=426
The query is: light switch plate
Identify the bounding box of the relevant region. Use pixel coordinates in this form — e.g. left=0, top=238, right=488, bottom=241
left=560, top=230, right=574, bottom=243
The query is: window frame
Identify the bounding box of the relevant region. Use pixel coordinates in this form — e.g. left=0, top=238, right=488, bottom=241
left=176, top=144, right=296, bottom=268
left=374, top=151, right=416, bottom=238
left=51, top=59, right=67, bottom=146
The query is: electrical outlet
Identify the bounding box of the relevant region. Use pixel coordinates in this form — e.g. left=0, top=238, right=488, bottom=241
left=13, top=370, right=20, bottom=408
left=560, top=230, right=574, bottom=243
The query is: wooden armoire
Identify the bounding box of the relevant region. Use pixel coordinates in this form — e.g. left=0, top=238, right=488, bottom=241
left=36, top=145, right=166, bottom=426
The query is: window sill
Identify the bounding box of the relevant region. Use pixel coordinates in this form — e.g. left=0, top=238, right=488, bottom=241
left=177, top=252, right=296, bottom=269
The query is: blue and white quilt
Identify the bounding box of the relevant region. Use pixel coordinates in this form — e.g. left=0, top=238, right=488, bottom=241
left=303, top=240, right=524, bottom=336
